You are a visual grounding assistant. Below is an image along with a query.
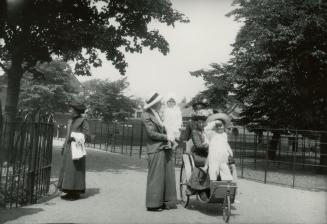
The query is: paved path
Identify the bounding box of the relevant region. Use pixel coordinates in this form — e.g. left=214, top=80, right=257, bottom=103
left=0, top=141, right=326, bottom=224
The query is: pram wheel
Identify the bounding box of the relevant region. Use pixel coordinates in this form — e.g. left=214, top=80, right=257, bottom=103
left=179, top=162, right=190, bottom=208
left=222, top=194, right=231, bottom=223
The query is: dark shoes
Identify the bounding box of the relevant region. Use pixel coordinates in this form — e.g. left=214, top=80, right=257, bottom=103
left=60, top=194, right=70, bottom=200
left=146, top=207, right=163, bottom=212
left=147, top=203, right=177, bottom=212
left=60, top=193, right=80, bottom=201
left=161, top=204, right=170, bottom=210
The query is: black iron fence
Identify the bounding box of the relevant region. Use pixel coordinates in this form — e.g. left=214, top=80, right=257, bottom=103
left=229, top=128, right=327, bottom=191
left=55, top=119, right=147, bottom=158
left=0, top=113, right=54, bottom=208
left=54, top=120, right=327, bottom=191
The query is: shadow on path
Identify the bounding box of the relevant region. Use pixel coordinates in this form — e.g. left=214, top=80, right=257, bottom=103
left=0, top=208, right=43, bottom=224
left=51, top=146, right=148, bottom=178
left=80, top=188, right=100, bottom=200
left=85, top=148, right=148, bottom=173
left=181, top=198, right=240, bottom=220
left=184, top=199, right=221, bottom=217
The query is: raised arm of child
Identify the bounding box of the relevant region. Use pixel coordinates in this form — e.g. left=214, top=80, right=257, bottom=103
left=203, top=121, right=217, bottom=142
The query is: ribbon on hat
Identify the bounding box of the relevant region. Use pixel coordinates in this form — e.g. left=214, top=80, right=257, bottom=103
left=146, top=93, right=159, bottom=104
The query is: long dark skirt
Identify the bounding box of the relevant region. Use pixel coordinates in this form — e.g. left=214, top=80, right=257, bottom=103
left=146, top=149, right=177, bottom=208
left=58, top=145, right=86, bottom=194
left=188, top=167, right=210, bottom=190
left=188, top=153, right=210, bottom=190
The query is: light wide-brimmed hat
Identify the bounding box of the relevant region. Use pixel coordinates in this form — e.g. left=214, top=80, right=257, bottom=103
left=206, top=113, right=231, bottom=128
left=144, top=92, right=163, bottom=110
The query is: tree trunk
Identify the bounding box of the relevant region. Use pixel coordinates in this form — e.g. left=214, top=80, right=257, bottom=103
left=319, top=133, right=327, bottom=174
left=0, top=99, right=3, bottom=163
left=5, top=54, right=23, bottom=121
left=3, top=52, right=24, bottom=163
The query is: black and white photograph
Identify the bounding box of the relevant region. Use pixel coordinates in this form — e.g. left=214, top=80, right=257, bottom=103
left=0, top=0, right=326, bottom=223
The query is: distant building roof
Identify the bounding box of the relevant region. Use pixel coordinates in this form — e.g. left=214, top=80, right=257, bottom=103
left=66, top=74, right=84, bottom=94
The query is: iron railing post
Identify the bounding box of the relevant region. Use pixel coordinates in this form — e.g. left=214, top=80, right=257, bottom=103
left=139, top=124, right=144, bottom=159
left=130, top=124, right=134, bottom=156
left=292, top=130, right=298, bottom=188
left=93, top=121, right=97, bottom=148
left=100, top=122, right=103, bottom=150
left=121, top=123, right=125, bottom=154
left=254, top=133, right=257, bottom=169
left=241, top=127, right=245, bottom=178
left=264, top=130, right=269, bottom=184
left=106, top=123, right=110, bottom=151
left=113, top=122, right=116, bottom=153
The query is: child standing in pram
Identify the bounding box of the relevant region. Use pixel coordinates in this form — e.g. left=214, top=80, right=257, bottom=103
left=180, top=111, right=239, bottom=222
left=200, top=113, right=238, bottom=182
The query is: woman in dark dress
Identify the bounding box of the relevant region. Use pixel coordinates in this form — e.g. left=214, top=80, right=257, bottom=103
left=183, top=99, right=211, bottom=196
left=58, top=102, right=90, bottom=200
left=142, top=92, right=177, bottom=211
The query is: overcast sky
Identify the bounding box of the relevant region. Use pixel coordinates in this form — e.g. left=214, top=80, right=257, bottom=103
left=77, top=0, right=242, bottom=102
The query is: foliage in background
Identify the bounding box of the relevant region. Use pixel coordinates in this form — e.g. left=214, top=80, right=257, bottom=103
left=18, top=61, right=78, bottom=113
left=190, top=0, right=327, bottom=170
left=83, top=78, right=137, bottom=121
left=0, top=0, right=188, bottom=121
left=190, top=63, right=241, bottom=115
left=229, top=0, right=327, bottom=130
left=191, top=0, right=327, bottom=131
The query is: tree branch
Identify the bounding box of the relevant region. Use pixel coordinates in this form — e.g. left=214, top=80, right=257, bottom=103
left=28, top=67, right=46, bottom=80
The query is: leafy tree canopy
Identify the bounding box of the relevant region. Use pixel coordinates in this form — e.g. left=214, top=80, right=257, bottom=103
left=18, top=60, right=78, bottom=113
left=0, top=0, right=188, bottom=119
left=1, top=0, right=187, bottom=74
left=84, top=77, right=137, bottom=121
left=190, top=63, right=240, bottom=114
left=192, top=0, right=327, bottom=130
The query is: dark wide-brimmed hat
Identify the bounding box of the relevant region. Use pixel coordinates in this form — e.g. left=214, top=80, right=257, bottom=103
left=192, top=98, right=209, bottom=110
left=192, top=115, right=207, bottom=121
left=206, top=113, right=231, bottom=128
left=192, top=109, right=211, bottom=121
left=69, top=101, right=86, bottom=114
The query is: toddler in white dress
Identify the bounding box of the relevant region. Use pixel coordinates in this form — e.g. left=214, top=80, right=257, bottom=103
left=162, top=93, right=183, bottom=150
left=201, top=113, right=237, bottom=181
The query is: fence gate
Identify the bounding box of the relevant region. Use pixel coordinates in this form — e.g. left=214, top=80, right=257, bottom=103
left=0, top=112, right=54, bottom=208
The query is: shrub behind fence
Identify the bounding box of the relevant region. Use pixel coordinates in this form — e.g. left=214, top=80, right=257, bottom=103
left=0, top=113, right=54, bottom=208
